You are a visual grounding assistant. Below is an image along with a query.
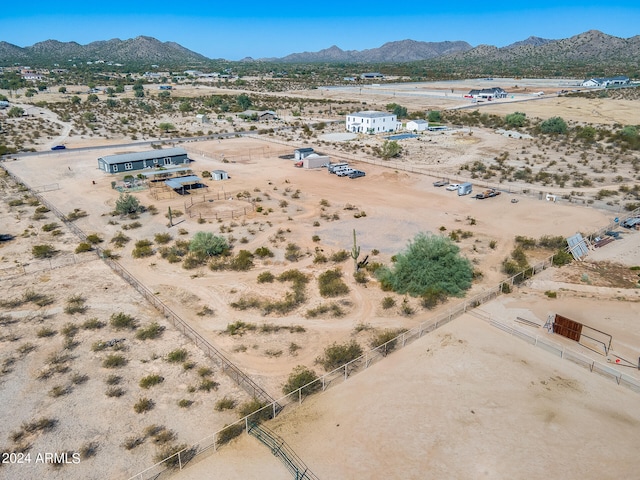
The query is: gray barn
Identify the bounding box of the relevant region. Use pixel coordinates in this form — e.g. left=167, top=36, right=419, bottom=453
left=97, top=147, right=189, bottom=174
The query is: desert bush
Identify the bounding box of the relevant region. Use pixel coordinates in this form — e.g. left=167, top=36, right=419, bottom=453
left=545, top=290, right=557, bottom=298
left=284, top=242, right=302, bottom=261
left=316, top=340, right=363, bottom=372
left=61, top=323, right=79, bottom=338
left=189, top=231, right=229, bottom=258
left=82, top=318, right=105, bottom=330
left=42, top=222, right=60, bottom=232
left=257, top=271, right=275, bottom=283
left=166, top=348, right=188, bottom=363
left=114, top=193, right=142, bottom=215
left=282, top=365, right=320, bottom=395
left=537, top=235, right=567, bottom=250
left=32, top=244, right=58, bottom=258
left=133, top=397, right=155, bottom=413
left=123, top=436, right=144, bottom=450
left=254, top=246, right=274, bottom=258
left=139, top=374, right=164, bottom=389
left=105, top=374, right=121, bottom=385
left=135, top=322, right=165, bottom=340
left=225, top=321, right=257, bottom=336
left=381, top=296, right=396, bottom=309
left=216, top=424, right=244, bottom=446
left=198, top=379, right=219, bottom=392
left=86, top=234, right=103, bottom=244
left=102, top=354, right=128, bottom=368
left=330, top=250, right=350, bottom=262
left=64, top=294, right=87, bottom=314
left=215, top=396, right=237, bottom=411
left=50, top=385, right=72, bottom=397
left=154, top=233, right=172, bottom=244
left=227, top=249, right=254, bottom=271
left=370, top=329, right=407, bottom=354
left=36, top=327, right=57, bottom=338
left=238, top=398, right=272, bottom=423
left=305, top=303, right=344, bottom=318
left=318, top=268, right=350, bottom=297
left=110, top=232, right=130, bottom=247
left=132, top=239, right=154, bottom=258
left=178, top=399, right=193, bottom=408
left=552, top=249, right=573, bottom=266
left=110, top=312, right=138, bottom=330
left=75, top=242, right=93, bottom=253
left=79, top=442, right=99, bottom=459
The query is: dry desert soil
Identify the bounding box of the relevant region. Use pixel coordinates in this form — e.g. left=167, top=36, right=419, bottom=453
left=1, top=78, right=640, bottom=480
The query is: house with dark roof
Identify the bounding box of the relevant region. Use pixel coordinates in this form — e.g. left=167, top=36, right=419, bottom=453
left=581, top=76, right=630, bottom=88
left=97, top=147, right=189, bottom=174
left=467, top=87, right=508, bottom=99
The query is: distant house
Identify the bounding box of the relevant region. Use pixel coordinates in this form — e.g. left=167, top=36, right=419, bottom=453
left=196, top=114, right=209, bottom=124
left=346, top=111, right=400, bottom=134
left=467, top=87, right=508, bottom=99
left=581, top=76, right=630, bottom=88
left=239, top=110, right=278, bottom=121
left=97, top=147, right=189, bottom=174
left=406, top=120, right=429, bottom=132
left=360, top=72, right=384, bottom=80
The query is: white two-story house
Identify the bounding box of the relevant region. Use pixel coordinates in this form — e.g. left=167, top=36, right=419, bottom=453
left=346, top=111, right=400, bottom=134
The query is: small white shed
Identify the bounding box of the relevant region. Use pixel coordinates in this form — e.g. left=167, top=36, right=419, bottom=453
left=406, top=120, right=429, bottom=132
left=212, top=170, right=229, bottom=181
left=294, top=148, right=315, bottom=160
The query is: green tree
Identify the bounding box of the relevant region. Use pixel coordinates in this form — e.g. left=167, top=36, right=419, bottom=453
left=386, top=103, right=407, bottom=118
left=159, top=122, right=175, bottom=133
left=539, top=116, right=567, bottom=134
left=70, top=96, right=81, bottom=105
left=282, top=366, right=320, bottom=395
left=189, top=232, right=229, bottom=258
left=236, top=94, right=252, bottom=110
left=428, top=110, right=442, bottom=123
left=58, top=86, right=67, bottom=94
left=505, top=112, right=526, bottom=128
left=179, top=101, right=193, bottom=113
left=86, top=93, right=99, bottom=103
left=114, top=193, right=141, bottom=215
left=377, top=140, right=402, bottom=159
left=376, top=232, right=473, bottom=297
left=7, top=106, right=24, bottom=118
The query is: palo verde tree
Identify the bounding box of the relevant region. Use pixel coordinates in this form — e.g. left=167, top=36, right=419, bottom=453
left=376, top=232, right=473, bottom=297
left=114, top=193, right=142, bottom=215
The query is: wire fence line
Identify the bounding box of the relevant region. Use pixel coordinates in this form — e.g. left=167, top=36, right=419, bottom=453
left=467, top=310, right=640, bottom=393
left=0, top=252, right=98, bottom=280
left=0, top=165, right=277, bottom=408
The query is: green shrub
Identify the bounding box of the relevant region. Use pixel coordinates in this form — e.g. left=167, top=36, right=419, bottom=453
left=228, top=250, right=254, bottom=271
left=214, top=396, right=237, bottom=411
left=86, top=234, right=103, bottom=244
left=285, top=243, right=302, bottom=262
left=135, top=322, right=165, bottom=340
left=238, top=398, right=272, bottom=423
left=110, top=232, right=130, bottom=247
left=316, top=340, right=363, bottom=372
left=103, top=354, right=128, bottom=368
left=154, top=233, right=172, bottom=244
left=552, top=249, right=573, bottom=266
left=381, top=296, right=396, bottom=309
left=225, top=321, right=257, bottom=336
left=110, top=312, right=138, bottom=330
left=257, top=271, right=275, bottom=283
left=32, top=244, right=57, bottom=258
left=198, top=379, right=219, bottom=392
left=36, top=327, right=57, bottom=338
left=216, top=424, right=243, bottom=446
left=133, top=397, right=155, bottom=413
left=75, top=242, right=93, bottom=253
left=254, top=246, right=274, bottom=258
left=330, top=250, right=349, bottom=262
left=420, top=287, right=447, bottom=309
left=370, top=329, right=406, bottom=354
left=282, top=365, right=320, bottom=395
left=139, top=374, right=164, bottom=389
left=64, top=294, right=87, bottom=314
left=544, top=291, right=557, bottom=299
left=82, top=318, right=105, bottom=330
left=318, top=268, right=350, bottom=297
left=166, top=348, right=188, bottom=363
left=132, top=239, right=154, bottom=258
left=42, top=222, right=60, bottom=232
left=178, top=399, right=193, bottom=408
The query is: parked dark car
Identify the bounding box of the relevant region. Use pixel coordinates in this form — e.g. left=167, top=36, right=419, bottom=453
left=433, top=179, right=448, bottom=187
left=349, top=170, right=366, bottom=179
left=51, top=145, right=66, bottom=150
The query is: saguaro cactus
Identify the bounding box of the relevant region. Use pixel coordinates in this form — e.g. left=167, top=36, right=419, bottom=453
left=168, top=206, right=173, bottom=227
left=351, top=229, right=360, bottom=273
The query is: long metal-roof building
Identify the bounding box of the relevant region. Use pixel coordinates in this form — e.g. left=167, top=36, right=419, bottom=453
left=97, top=147, right=189, bottom=174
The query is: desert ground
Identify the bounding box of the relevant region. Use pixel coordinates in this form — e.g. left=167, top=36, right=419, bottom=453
left=1, top=77, right=640, bottom=479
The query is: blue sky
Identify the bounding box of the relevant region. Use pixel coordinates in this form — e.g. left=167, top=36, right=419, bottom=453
left=1, top=0, right=638, bottom=60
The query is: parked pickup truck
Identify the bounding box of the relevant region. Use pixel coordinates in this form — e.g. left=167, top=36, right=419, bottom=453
left=433, top=179, right=449, bottom=187
left=475, top=189, right=501, bottom=199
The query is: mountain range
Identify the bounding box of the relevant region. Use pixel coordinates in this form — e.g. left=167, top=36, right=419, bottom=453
left=0, top=31, right=638, bottom=67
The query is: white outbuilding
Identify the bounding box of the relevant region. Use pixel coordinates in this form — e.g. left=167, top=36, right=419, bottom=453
left=406, top=120, right=429, bottom=132
left=211, top=170, right=229, bottom=181
left=346, top=111, right=400, bottom=134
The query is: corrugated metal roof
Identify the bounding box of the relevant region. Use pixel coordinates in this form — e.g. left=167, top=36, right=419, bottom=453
left=139, top=167, right=193, bottom=177
left=98, top=147, right=188, bottom=165
left=165, top=175, right=202, bottom=189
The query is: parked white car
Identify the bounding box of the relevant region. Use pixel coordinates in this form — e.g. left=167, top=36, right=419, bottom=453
left=446, top=183, right=460, bottom=191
